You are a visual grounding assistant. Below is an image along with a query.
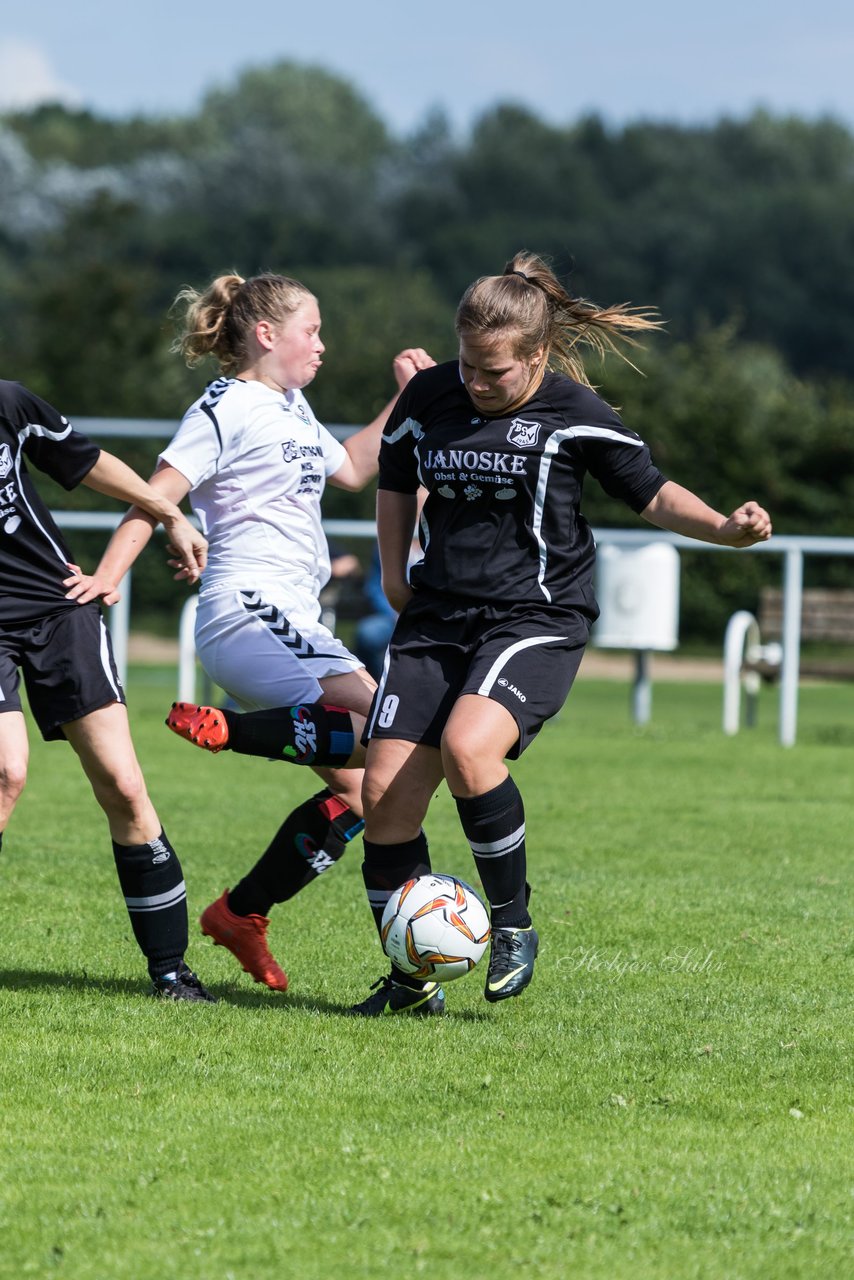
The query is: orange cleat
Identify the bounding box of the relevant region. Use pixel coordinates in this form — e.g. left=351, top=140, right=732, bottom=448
left=200, top=890, right=289, bottom=992
left=166, top=702, right=229, bottom=753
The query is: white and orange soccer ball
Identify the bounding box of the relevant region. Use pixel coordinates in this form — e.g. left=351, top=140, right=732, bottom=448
left=381, top=874, right=491, bottom=982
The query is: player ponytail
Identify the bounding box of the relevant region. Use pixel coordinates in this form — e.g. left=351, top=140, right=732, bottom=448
left=455, top=250, right=662, bottom=387
left=171, top=272, right=315, bottom=376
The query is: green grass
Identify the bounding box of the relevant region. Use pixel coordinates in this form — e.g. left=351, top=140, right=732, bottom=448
left=1, top=670, right=851, bottom=1280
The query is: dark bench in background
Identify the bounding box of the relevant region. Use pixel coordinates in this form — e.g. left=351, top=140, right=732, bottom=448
left=758, top=587, right=854, bottom=679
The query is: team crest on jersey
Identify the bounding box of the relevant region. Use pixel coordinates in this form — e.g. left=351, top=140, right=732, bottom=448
left=507, top=418, right=541, bottom=447
left=0, top=444, right=12, bottom=479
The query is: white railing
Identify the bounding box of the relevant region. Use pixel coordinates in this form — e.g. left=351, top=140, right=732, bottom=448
left=54, top=508, right=854, bottom=748
left=53, top=412, right=854, bottom=748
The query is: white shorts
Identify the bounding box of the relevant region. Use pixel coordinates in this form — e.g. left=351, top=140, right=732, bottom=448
left=194, top=585, right=363, bottom=711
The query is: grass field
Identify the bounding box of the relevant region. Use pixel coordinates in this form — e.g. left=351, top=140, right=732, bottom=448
left=1, top=668, right=851, bottom=1280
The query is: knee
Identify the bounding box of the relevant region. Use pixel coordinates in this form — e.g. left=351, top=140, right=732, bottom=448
left=440, top=727, right=507, bottom=798
left=96, top=763, right=149, bottom=817
left=439, top=728, right=481, bottom=795
left=0, top=758, right=28, bottom=808
left=361, top=768, right=431, bottom=842
left=361, top=769, right=412, bottom=831
left=361, top=768, right=388, bottom=825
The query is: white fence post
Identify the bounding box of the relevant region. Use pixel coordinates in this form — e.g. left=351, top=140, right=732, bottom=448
left=178, top=595, right=199, bottom=703
left=723, top=610, right=761, bottom=735
left=107, top=571, right=131, bottom=689
left=53, top=489, right=854, bottom=748
left=779, top=548, right=804, bottom=748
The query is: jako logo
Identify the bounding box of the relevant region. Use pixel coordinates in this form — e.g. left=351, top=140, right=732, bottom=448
left=497, top=677, right=527, bottom=703
left=150, top=837, right=171, bottom=864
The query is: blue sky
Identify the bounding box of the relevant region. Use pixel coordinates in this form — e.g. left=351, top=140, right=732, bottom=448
left=2, top=0, right=853, bottom=134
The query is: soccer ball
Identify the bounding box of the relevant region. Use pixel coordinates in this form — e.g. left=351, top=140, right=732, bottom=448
left=381, top=874, right=491, bottom=982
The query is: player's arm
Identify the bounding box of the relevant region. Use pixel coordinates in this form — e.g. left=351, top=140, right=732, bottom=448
left=329, top=348, right=435, bottom=492
left=65, top=459, right=197, bottom=605
left=376, top=489, right=418, bottom=612
left=640, top=481, right=772, bottom=548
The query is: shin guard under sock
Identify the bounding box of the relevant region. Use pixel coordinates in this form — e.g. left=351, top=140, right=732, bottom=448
left=227, top=789, right=364, bottom=917
left=221, top=704, right=355, bottom=766
left=362, top=833, right=432, bottom=985
left=455, top=775, right=531, bottom=929
left=112, top=830, right=189, bottom=979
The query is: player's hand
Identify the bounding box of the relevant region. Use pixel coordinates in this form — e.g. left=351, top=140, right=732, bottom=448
left=63, top=563, right=122, bottom=606
left=393, top=348, right=436, bottom=390
left=719, top=502, right=773, bottom=548
left=163, top=513, right=208, bottom=584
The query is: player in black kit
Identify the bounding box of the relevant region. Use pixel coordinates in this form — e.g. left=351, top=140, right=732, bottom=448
left=0, top=380, right=216, bottom=1000
left=348, top=251, right=772, bottom=1016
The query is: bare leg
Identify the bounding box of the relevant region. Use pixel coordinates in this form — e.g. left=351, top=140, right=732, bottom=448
left=362, top=737, right=444, bottom=842
left=0, top=711, right=29, bottom=833
left=440, top=695, right=520, bottom=797
left=62, top=702, right=160, bottom=844
left=64, top=702, right=198, bottom=988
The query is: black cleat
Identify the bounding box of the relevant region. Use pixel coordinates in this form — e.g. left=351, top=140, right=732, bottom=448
left=346, top=975, right=446, bottom=1017
left=151, top=964, right=217, bottom=1003
left=484, top=926, right=539, bottom=1003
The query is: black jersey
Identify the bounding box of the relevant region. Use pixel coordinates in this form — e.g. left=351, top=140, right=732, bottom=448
left=378, top=361, right=667, bottom=626
left=0, top=381, right=101, bottom=624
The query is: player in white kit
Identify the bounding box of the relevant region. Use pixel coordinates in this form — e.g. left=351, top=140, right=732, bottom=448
left=71, top=271, right=433, bottom=992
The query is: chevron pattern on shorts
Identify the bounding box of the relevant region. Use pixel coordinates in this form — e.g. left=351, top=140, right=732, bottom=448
left=240, top=590, right=319, bottom=657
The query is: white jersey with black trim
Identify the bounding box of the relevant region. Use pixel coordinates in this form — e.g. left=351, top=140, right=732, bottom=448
left=161, top=377, right=347, bottom=600
left=378, top=362, right=667, bottom=631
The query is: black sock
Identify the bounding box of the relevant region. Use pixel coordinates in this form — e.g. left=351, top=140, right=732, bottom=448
left=454, top=776, right=531, bottom=929
left=227, top=789, right=364, bottom=917
left=362, top=833, right=432, bottom=986
left=112, top=830, right=189, bottom=980
left=221, top=704, right=355, bottom=767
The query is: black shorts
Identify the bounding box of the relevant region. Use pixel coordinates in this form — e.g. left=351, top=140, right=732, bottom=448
left=364, top=593, right=587, bottom=759
left=0, top=605, right=126, bottom=741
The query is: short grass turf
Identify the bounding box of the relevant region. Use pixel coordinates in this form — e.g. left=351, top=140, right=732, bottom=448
left=0, top=669, right=851, bottom=1280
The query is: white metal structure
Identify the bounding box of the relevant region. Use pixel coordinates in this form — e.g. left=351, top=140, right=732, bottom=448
left=593, top=541, right=681, bottom=726
left=178, top=594, right=199, bottom=703
left=594, top=542, right=680, bottom=651
left=51, top=420, right=854, bottom=747
left=722, top=612, right=784, bottom=736
left=723, top=611, right=761, bottom=734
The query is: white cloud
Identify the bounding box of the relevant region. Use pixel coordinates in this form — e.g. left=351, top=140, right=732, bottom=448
left=0, top=38, right=83, bottom=111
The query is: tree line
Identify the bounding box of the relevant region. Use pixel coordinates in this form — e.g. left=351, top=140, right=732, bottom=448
left=2, top=61, right=852, bottom=640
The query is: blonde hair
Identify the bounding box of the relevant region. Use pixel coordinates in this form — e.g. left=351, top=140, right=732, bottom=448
left=171, top=272, right=315, bottom=375
left=454, top=251, right=662, bottom=386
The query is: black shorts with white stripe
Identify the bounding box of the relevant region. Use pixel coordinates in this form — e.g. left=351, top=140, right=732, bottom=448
left=0, top=603, right=126, bottom=740
left=365, top=593, right=587, bottom=758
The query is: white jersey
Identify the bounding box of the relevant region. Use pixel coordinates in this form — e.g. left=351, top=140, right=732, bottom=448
left=161, top=377, right=347, bottom=600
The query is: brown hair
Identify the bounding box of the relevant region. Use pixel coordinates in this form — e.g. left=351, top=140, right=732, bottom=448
left=171, top=272, right=315, bottom=376
left=454, top=251, right=662, bottom=387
